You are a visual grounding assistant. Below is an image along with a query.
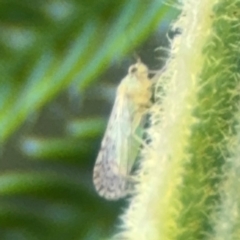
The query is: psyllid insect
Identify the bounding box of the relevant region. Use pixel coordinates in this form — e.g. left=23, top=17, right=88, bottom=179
left=93, top=60, right=152, bottom=200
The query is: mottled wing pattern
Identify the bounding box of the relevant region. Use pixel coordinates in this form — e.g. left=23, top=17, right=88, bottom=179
left=93, top=94, right=131, bottom=200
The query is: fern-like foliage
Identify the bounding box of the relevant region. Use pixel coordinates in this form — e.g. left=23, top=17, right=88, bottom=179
left=0, top=1, right=177, bottom=239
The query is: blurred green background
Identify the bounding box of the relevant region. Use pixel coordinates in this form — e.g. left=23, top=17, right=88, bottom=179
left=0, top=1, right=179, bottom=239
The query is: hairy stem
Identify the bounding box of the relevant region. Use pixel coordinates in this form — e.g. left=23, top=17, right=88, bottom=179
left=116, top=0, right=240, bottom=239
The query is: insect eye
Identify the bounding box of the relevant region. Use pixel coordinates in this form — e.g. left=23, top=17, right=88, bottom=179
left=129, top=66, right=137, bottom=74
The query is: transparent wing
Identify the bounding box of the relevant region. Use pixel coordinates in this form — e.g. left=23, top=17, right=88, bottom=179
left=93, top=94, right=133, bottom=200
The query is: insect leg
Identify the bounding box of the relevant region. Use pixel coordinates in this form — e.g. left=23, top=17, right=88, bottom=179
left=131, top=109, right=152, bottom=151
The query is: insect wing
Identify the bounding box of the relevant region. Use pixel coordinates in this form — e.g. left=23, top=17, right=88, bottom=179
left=93, top=94, right=132, bottom=200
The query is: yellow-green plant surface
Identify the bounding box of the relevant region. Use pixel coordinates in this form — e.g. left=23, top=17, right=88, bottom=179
left=118, top=0, right=240, bottom=239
